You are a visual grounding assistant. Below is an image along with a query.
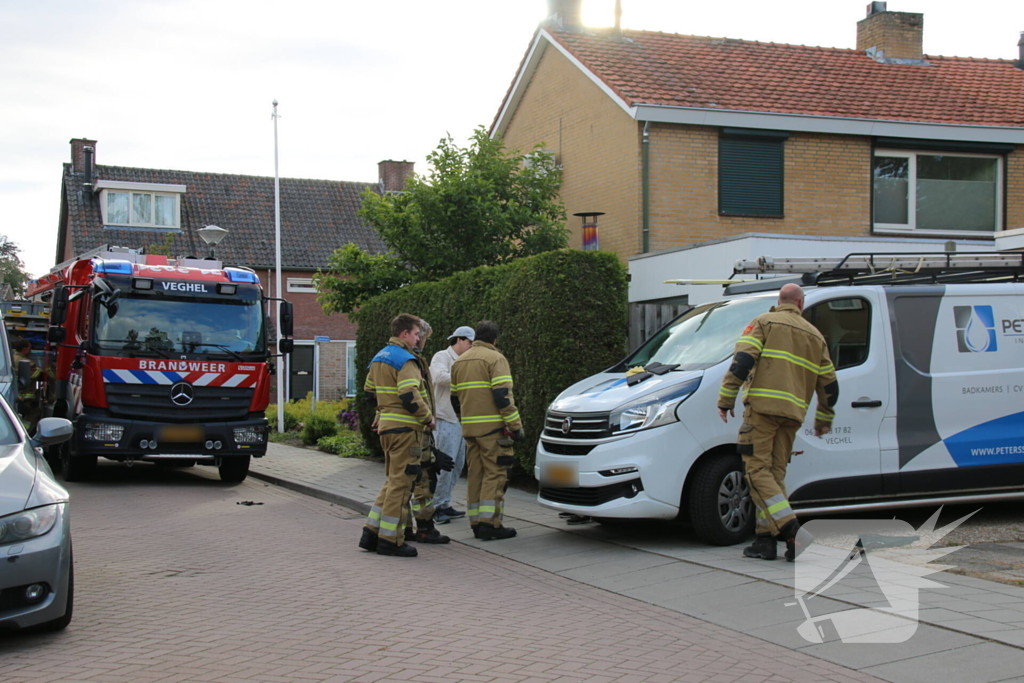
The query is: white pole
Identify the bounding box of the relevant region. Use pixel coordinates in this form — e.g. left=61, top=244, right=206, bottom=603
left=273, top=100, right=284, bottom=433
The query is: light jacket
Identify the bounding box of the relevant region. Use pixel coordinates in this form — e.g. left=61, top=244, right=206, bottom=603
left=718, top=304, right=839, bottom=429
left=364, top=337, right=433, bottom=432
left=451, top=341, right=522, bottom=437
left=429, top=346, right=459, bottom=424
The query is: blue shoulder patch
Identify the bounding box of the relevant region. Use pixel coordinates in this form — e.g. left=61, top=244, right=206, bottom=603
left=369, top=344, right=416, bottom=371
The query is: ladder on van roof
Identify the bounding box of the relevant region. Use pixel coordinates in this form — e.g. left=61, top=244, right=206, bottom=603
left=731, top=252, right=1024, bottom=288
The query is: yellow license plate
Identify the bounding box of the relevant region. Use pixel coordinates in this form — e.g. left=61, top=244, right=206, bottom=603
left=542, top=463, right=578, bottom=488
left=159, top=425, right=205, bottom=443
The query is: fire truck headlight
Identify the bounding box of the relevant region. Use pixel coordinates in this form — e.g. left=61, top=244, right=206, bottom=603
left=233, top=426, right=265, bottom=444
left=83, top=423, right=124, bottom=442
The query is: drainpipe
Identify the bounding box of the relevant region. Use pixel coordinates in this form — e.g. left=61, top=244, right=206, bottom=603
left=641, top=121, right=651, bottom=253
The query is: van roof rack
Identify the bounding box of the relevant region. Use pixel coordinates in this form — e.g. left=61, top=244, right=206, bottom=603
left=732, top=252, right=1024, bottom=287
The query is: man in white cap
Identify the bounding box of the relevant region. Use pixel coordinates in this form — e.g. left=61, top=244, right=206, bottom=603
left=429, top=325, right=475, bottom=523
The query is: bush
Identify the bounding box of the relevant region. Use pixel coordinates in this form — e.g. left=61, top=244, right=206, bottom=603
left=265, top=403, right=301, bottom=432
left=267, top=395, right=350, bottom=437
left=301, top=414, right=338, bottom=445
left=318, top=430, right=373, bottom=458
left=351, top=249, right=627, bottom=476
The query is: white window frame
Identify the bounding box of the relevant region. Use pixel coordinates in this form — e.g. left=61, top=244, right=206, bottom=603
left=287, top=278, right=317, bottom=293
left=95, top=180, right=185, bottom=229
left=872, top=149, right=1003, bottom=237
left=346, top=341, right=357, bottom=397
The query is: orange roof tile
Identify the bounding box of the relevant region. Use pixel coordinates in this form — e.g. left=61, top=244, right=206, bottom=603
left=545, top=29, right=1024, bottom=128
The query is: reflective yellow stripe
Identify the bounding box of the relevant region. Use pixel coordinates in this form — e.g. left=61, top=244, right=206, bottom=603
left=747, top=388, right=808, bottom=410
left=491, top=376, right=512, bottom=386
left=761, top=348, right=821, bottom=374
left=719, top=387, right=738, bottom=397
left=374, top=386, right=398, bottom=394
left=379, top=519, right=399, bottom=531
left=461, top=415, right=503, bottom=423
left=380, top=412, right=426, bottom=425
left=816, top=410, right=834, bottom=421
left=738, top=335, right=763, bottom=350
left=503, top=411, right=520, bottom=424
left=457, top=381, right=491, bottom=390
left=397, top=379, right=420, bottom=389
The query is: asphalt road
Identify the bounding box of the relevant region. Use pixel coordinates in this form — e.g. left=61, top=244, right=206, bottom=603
left=0, top=462, right=880, bottom=683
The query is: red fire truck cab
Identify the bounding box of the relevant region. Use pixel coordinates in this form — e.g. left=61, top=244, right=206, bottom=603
left=27, top=248, right=293, bottom=483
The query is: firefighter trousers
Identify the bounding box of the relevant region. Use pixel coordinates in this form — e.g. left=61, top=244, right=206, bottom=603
left=364, top=429, right=421, bottom=545
left=737, top=407, right=799, bottom=536
left=410, top=432, right=436, bottom=527
left=465, top=432, right=514, bottom=528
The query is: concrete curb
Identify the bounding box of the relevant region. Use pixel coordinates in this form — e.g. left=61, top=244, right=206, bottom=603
left=249, top=470, right=371, bottom=515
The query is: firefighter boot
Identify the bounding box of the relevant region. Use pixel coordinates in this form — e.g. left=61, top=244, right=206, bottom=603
left=404, top=525, right=416, bottom=543
left=742, top=533, right=777, bottom=560
left=358, top=527, right=378, bottom=552
left=778, top=519, right=808, bottom=562
left=377, top=538, right=418, bottom=557
left=414, top=519, right=450, bottom=544
left=475, top=522, right=517, bottom=541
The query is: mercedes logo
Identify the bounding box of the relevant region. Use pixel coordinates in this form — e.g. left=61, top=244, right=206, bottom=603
left=560, top=416, right=573, bottom=435
left=170, top=382, right=195, bottom=406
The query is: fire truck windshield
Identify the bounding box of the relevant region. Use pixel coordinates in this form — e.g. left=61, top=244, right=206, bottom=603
left=93, top=295, right=266, bottom=359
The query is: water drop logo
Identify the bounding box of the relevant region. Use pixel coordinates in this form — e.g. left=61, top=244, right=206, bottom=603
left=954, top=305, right=997, bottom=353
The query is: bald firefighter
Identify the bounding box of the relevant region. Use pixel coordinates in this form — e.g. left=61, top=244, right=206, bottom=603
left=718, top=284, right=839, bottom=561
left=450, top=320, right=523, bottom=541
left=359, top=314, right=435, bottom=557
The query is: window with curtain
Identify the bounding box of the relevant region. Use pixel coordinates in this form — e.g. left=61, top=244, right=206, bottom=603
left=101, top=189, right=180, bottom=228
left=873, top=151, right=1001, bottom=233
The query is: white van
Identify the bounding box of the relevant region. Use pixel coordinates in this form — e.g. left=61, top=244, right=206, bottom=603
left=535, top=252, right=1024, bottom=544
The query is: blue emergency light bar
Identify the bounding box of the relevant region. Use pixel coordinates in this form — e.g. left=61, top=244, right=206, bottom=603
left=93, top=259, right=133, bottom=275
left=225, top=268, right=259, bottom=284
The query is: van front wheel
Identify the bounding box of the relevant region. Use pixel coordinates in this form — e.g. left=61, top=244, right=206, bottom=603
left=688, top=454, right=754, bottom=545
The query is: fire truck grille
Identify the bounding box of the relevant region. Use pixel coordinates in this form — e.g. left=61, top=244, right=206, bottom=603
left=105, top=384, right=254, bottom=423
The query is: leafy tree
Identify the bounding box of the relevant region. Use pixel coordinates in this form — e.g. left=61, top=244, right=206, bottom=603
left=316, top=127, right=567, bottom=314
left=0, top=235, right=30, bottom=296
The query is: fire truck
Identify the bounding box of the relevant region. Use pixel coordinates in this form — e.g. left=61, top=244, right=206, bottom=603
left=25, top=246, right=294, bottom=483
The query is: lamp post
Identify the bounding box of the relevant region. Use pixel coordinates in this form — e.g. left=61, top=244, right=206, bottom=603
left=196, top=225, right=229, bottom=259
left=573, top=211, right=604, bottom=251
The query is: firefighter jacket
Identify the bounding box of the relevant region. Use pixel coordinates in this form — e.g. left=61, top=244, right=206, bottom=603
left=718, top=303, right=839, bottom=430
left=450, top=341, right=522, bottom=438
left=364, top=337, right=433, bottom=432
left=14, top=351, right=41, bottom=401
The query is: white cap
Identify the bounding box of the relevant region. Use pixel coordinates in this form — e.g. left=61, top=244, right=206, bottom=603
left=447, top=325, right=475, bottom=341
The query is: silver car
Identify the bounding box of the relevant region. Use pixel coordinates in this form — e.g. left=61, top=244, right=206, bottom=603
left=0, top=399, right=74, bottom=632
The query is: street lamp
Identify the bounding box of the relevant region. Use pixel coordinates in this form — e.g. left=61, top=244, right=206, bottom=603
left=197, top=225, right=228, bottom=259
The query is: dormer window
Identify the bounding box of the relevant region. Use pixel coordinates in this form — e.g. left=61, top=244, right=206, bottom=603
left=95, top=180, right=186, bottom=229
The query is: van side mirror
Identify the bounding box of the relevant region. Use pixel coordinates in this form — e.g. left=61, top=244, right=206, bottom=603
left=17, top=359, right=33, bottom=391
left=279, top=301, right=294, bottom=337
left=51, top=285, right=69, bottom=325
left=279, top=339, right=294, bottom=354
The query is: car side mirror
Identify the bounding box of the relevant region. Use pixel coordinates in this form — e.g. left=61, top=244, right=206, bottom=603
left=279, top=338, right=294, bottom=354
left=30, top=417, right=74, bottom=448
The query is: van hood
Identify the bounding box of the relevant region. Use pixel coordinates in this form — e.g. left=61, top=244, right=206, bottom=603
left=0, top=443, right=37, bottom=516
left=548, top=369, right=704, bottom=413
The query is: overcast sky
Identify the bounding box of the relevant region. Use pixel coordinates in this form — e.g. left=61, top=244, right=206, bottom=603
left=3, top=0, right=1021, bottom=279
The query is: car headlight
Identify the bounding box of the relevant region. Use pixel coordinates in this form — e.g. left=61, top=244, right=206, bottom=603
left=0, top=505, right=60, bottom=546
left=610, top=377, right=702, bottom=433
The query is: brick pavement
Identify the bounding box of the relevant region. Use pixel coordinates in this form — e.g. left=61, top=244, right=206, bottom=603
left=0, top=463, right=885, bottom=683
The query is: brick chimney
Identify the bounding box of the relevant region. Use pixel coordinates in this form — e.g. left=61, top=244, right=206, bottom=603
left=857, top=3, right=924, bottom=61
left=378, top=160, right=415, bottom=193
left=70, top=138, right=97, bottom=176
left=544, top=0, right=584, bottom=32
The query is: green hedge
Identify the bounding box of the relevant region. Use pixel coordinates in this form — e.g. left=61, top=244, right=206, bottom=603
left=351, top=249, right=628, bottom=476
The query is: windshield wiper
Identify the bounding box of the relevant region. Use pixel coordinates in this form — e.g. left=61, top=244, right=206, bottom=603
left=183, top=343, right=247, bottom=362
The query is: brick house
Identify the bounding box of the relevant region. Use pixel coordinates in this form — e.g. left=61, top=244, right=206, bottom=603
left=56, top=138, right=411, bottom=401
left=494, top=1, right=1024, bottom=344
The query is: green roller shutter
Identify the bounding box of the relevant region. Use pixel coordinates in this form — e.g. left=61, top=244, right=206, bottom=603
left=719, top=130, right=786, bottom=217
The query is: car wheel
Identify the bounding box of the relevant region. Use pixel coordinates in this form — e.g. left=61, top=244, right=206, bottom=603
left=42, top=545, right=73, bottom=632
left=218, top=455, right=250, bottom=483
left=61, top=442, right=96, bottom=482
left=688, top=453, right=754, bottom=545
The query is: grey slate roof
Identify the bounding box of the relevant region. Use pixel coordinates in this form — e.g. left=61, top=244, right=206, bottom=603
left=60, top=163, right=386, bottom=269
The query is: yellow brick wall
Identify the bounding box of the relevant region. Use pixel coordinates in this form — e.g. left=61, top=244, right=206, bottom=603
left=500, top=45, right=640, bottom=260
left=647, top=126, right=873, bottom=251
left=1007, top=146, right=1024, bottom=231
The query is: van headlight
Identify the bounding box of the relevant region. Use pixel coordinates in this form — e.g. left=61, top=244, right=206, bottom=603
left=610, top=377, right=702, bottom=433
left=0, top=505, right=60, bottom=546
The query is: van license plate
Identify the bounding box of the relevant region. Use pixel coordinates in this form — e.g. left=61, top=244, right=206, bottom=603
left=542, top=463, right=578, bottom=488
left=159, top=425, right=204, bottom=443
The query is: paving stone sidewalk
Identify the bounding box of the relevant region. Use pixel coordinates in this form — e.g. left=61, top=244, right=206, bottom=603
left=251, top=445, right=1024, bottom=682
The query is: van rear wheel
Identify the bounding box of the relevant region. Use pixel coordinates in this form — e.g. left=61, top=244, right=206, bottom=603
left=688, top=454, right=754, bottom=545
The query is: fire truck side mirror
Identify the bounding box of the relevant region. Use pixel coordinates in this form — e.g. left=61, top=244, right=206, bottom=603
left=280, top=301, right=294, bottom=337
left=47, top=326, right=66, bottom=344
left=279, top=339, right=295, bottom=354
left=51, top=286, right=69, bottom=325
left=17, top=359, right=32, bottom=391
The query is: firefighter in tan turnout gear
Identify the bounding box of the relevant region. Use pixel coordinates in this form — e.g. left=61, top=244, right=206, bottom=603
left=451, top=321, right=523, bottom=541
left=718, top=284, right=839, bottom=562
left=359, top=314, right=436, bottom=557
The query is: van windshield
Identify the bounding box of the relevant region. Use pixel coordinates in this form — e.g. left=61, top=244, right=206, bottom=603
left=612, top=296, right=774, bottom=372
